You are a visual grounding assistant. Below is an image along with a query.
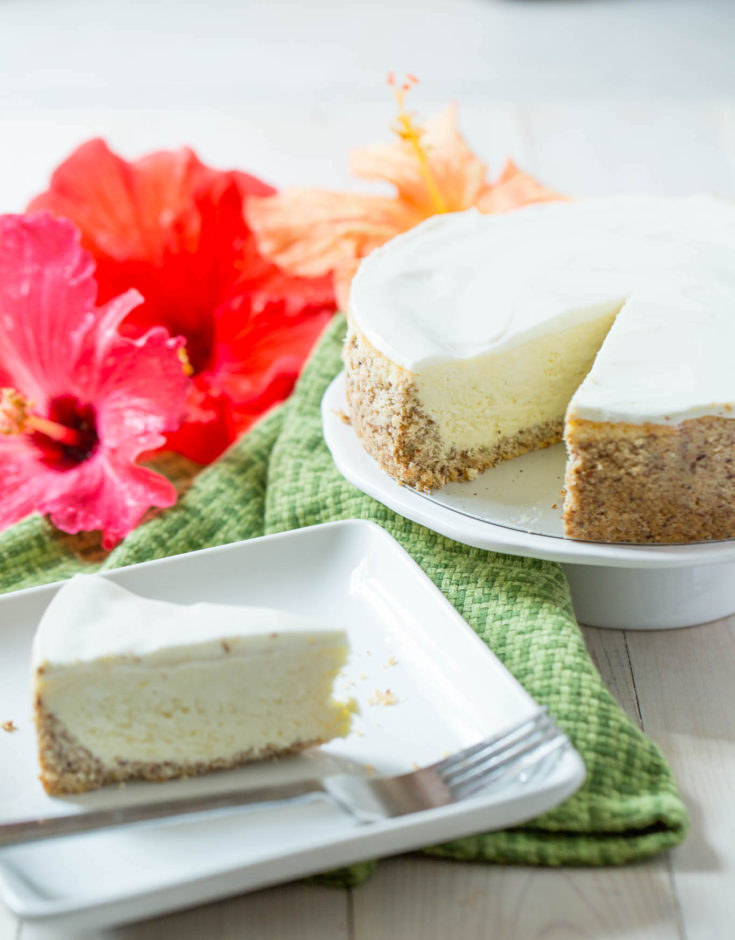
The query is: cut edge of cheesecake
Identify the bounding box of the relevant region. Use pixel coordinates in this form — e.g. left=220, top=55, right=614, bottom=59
left=34, top=700, right=341, bottom=796
left=343, top=320, right=564, bottom=492
left=32, top=577, right=355, bottom=796
left=563, top=416, right=735, bottom=544
left=343, top=311, right=735, bottom=544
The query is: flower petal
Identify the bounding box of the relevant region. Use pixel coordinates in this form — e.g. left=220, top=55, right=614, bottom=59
left=350, top=104, right=489, bottom=214
left=0, top=430, right=178, bottom=551
left=0, top=437, right=55, bottom=530
left=212, top=300, right=331, bottom=410
left=43, top=453, right=178, bottom=550
left=0, top=213, right=124, bottom=405
left=91, top=324, right=189, bottom=460
left=476, top=159, right=568, bottom=214
left=163, top=381, right=235, bottom=465
left=247, top=189, right=418, bottom=283
left=28, top=140, right=274, bottom=266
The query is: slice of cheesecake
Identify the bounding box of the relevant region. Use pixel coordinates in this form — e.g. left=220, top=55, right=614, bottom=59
left=32, top=576, right=354, bottom=795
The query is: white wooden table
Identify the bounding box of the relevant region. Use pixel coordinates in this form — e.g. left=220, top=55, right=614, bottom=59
left=2, top=1, right=735, bottom=936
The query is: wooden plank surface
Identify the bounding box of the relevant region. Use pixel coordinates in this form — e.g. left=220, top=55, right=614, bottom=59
left=353, top=857, right=682, bottom=940
left=629, top=617, right=735, bottom=940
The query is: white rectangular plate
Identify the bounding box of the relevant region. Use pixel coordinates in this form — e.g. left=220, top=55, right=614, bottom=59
left=0, top=520, right=584, bottom=931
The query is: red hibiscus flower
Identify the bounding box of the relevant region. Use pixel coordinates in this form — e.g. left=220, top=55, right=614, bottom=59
left=28, top=140, right=336, bottom=464
left=0, top=213, right=189, bottom=549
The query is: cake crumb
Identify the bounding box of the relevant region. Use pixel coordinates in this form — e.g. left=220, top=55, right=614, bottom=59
left=359, top=673, right=367, bottom=680
left=221, top=641, right=231, bottom=653
left=551, top=503, right=558, bottom=510
left=333, top=409, right=351, bottom=425
left=1, top=720, right=16, bottom=733
left=382, top=656, right=398, bottom=668
left=368, top=689, right=398, bottom=707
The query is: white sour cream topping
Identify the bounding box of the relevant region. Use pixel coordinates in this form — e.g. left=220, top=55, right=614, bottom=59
left=350, top=197, right=735, bottom=424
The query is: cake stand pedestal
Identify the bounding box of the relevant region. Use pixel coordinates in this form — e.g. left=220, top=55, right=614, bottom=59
left=322, top=375, right=735, bottom=630
left=561, top=561, right=735, bottom=629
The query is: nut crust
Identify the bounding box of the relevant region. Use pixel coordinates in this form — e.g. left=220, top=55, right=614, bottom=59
left=34, top=699, right=323, bottom=796
left=343, top=324, right=561, bottom=491
left=564, top=417, right=735, bottom=543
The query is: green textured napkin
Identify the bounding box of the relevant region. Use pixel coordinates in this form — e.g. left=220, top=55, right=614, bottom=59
left=0, top=315, right=688, bottom=873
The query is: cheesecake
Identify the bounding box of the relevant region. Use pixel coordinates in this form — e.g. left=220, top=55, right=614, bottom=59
left=32, top=576, right=354, bottom=795
left=344, top=196, right=735, bottom=543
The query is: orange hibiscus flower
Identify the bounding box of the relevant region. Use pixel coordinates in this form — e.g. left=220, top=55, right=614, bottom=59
left=248, top=76, right=566, bottom=310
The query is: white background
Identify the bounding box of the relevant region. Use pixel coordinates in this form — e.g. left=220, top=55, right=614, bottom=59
left=1, top=0, right=735, bottom=206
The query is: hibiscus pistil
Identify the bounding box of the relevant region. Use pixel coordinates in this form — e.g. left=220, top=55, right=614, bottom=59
left=1, top=388, right=100, bottom=470
left=1, top=388, right=87, bottom=449
left=388, top=73, right=447, bottom=214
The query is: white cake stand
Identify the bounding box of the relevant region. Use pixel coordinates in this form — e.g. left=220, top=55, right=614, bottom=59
left=322, top=374, right=735, bottom=630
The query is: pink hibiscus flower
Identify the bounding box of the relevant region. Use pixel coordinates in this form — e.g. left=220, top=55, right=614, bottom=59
left=0, top=213, right=190, bottom=549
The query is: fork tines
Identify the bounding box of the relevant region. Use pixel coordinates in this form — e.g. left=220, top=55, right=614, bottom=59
left=434, top=709, right=569, bottom=801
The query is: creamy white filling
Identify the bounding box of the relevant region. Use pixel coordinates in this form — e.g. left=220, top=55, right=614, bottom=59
left=350, top=197, right=735, bottom=426
left=33, top=577, right=353, bottom=765
left=416, top=308, right=619, bottom=449
left=38, top=645, right=351, bottom=764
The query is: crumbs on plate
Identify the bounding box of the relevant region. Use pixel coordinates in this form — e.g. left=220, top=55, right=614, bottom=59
left=368, top=689, right=398, bottom=707
left=1, top=720, right=17, bottom=732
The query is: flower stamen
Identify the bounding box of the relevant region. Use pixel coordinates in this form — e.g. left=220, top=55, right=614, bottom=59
left=0, top=388, right=29, bottom=435
left=387, top=73, right=447, bottom=214
left=0, top=388, right=86, bottom=448
left=178, top=346, right=194, bottom=377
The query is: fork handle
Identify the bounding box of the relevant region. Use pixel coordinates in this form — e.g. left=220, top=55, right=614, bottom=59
left=0, top=779, right=327, bottom=848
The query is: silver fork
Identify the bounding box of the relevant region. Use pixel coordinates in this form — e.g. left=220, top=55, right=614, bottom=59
left=0, top=708, right=568, bottom=847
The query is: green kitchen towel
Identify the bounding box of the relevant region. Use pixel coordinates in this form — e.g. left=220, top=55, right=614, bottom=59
left=0, top=315, right=688, bottom=870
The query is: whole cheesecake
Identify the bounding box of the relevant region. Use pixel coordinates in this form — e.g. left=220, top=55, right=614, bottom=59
left=33, top=576, right=354, bottom=794
left=344, top=196, right=735, bottom=544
